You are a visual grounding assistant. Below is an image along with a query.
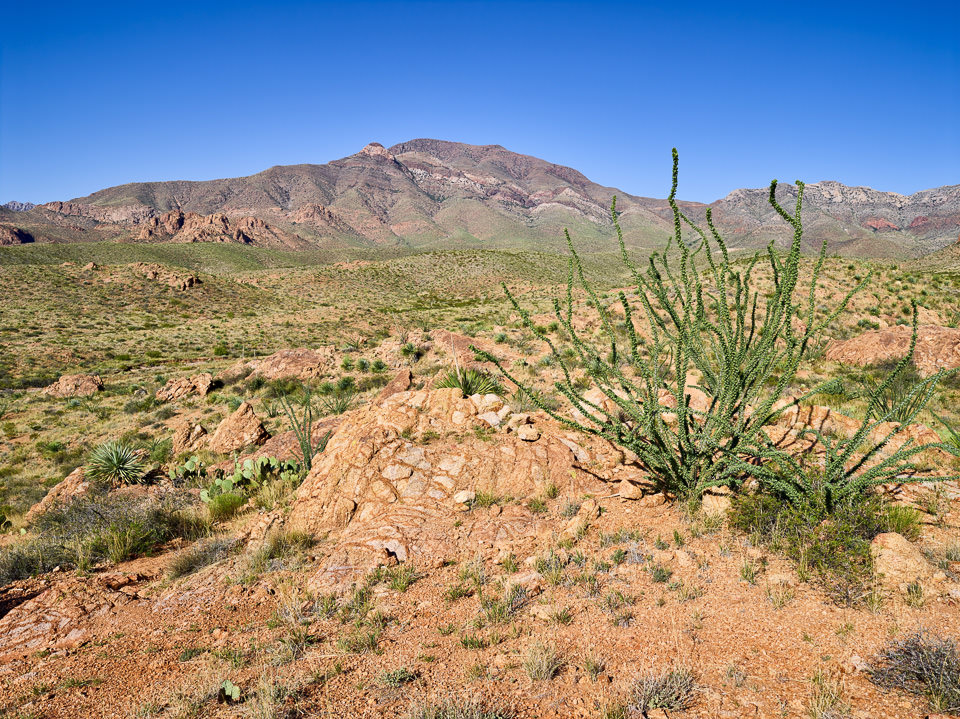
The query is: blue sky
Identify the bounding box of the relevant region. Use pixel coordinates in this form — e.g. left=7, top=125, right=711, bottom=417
left=1, top=0, right=957, bottom=203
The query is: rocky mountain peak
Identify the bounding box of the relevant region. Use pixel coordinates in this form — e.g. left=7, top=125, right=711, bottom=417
left=359, top=142, right=394, bottom=161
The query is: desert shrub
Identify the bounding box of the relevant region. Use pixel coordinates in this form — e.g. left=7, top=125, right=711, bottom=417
left=868, top=631, right=960, bottom=713
left=319, top=391, right=354, bottom=415
left=86, top=440, right=145, bottom=486
left=207, top=492, right=245, bottom=522
left=168, top=537, right=236, bottom=579
left=0, top=492, right=206, bottom=585
left=523, top=642, right=562, bottom=681
left=626, top=667, right=697, bottom=714
left=729, top=485, right=896, bottom=604
left=474, top=151, right=955, bottom=504
left=437, top=368, right=502, bottom=397
left=407, top=697, right=512, bottom=719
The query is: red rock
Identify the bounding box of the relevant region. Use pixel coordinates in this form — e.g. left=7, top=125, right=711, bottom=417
left=42, top=373, right=103, bottom=398
left=208, top=402, right=269, bottom=454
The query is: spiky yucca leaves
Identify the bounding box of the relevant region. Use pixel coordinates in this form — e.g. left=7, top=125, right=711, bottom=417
left=278, top=386, right=331, bottom=473
left=437, top=368, right=502, bottom=397
left=86, top=440, right=145, bottom=486
left=475, top=150, right=953, bottom=502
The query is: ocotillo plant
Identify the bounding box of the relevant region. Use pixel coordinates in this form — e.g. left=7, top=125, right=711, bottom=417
left=474, top=150, right=954, bottom=503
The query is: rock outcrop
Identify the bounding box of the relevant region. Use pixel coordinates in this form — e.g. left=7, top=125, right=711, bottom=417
left=0, top=226, right=34, bottom=245
left=156, top=372, right=213, bottom=402
left=208, top=402, right=269, bottom=454
left=131, top=263, right=200, bottom=291
left=287, top=388, right=634, bottom=586
left=825, top=324, right=960, bottom=376
left=171, top=421, right=208, bottom=456
left=136, top=210, right=302, bottom=248
left=42, top=373, right=103, bottom=398
left=248, top=347, right=336, bottom=381
left=24, top=467, right=90, bottom=523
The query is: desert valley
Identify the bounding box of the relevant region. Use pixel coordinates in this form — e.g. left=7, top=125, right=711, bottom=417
left=0, top=137, right=959, bottom=719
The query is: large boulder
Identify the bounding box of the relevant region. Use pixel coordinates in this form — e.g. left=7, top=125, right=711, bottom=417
left=24, top=467, right=90, bottom=523
left=171, top=421, right=207, bottom=456
left=42, top=373, right=103, bottom=398
left=156, top=372, right=213, bottom=402
left=208, top=402, right=269, bottom=454
left=249, top=347, right=335, bottom=381
left=871, top=532, right=940, bottom=593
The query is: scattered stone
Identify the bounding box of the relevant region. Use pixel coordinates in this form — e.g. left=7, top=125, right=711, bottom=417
left=516, top=425, right=540, bottom=442
left=618, top=479, right=645, bottom=500
left=453, top=490, right=476, bottom=505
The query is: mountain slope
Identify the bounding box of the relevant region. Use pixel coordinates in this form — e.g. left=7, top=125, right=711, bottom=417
left=3, top=140, right=958, bottom=256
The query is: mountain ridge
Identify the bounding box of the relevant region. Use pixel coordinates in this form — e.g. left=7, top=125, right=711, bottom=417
left=2, top=140, right=957, bottom=257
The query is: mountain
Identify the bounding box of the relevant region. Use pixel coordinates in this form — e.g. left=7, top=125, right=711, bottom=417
left=1, top=201, right=35, bottom=212
left=2, top=139, right=957, bottom=256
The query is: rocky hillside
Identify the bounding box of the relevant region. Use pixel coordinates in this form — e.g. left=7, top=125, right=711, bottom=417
left=3, top=139, right=958, bottom=255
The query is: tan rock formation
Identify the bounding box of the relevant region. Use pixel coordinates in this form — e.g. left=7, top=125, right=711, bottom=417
left=171, top=421, right=207, bottom=456
left=287, top=388, right=629, bottom=586
left=156, top=372, right=213, bottom=402
left=249, top=347, right=335, bottom=381
left=24, top=467, right=90, bottom=523
left=42, top=373, right=103, bottom=398
left=208, top=402, right=269, bottom=454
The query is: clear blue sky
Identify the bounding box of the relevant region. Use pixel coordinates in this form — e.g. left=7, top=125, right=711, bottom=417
left=1, top=0, right=957, bottom=204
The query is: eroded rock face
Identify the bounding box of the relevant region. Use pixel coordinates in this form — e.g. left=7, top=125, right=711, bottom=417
left=249, top=347, right=336, bottom=381
left=42, top=373, right=103, bottom=398
left=0, top=574, right=146, bottom=662
left=287, top=388, right=629, bottom=586
left=156, top=372, right=213, bottom=402
left=24, top=467, right=90, bottom=523
left=208, top=402, right=269, bottom=454
left=0, top=226, right=34, bottom=245
left=825, top=324, right=960, bottom=376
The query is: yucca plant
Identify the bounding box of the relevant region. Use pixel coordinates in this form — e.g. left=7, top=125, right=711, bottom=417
left=437, top=368, right=502, bottom=397
left=320, top=390, right=355, bottom=416
left=278, top=386, right=331, bottom=473
left=474, top=150, right=955, bottom=503
left=86, top=440, right=145, bottom=486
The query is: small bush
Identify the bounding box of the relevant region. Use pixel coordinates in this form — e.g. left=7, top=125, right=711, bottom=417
left=1, top=493, right=205, bottom=585
left=729, top=488, right=893, bottom=604
left=407, top=696, right=512, bottom=719
left=207, top=493, right=245, bottom=523
left=868, top=632, right=960, bottom=713
left=86, top=440, right=145, bottom=486
left=626, top=667, right=697, bottom=714
left=523, top=642, right=561, bottom=681
left=168, top=538, right=236, bottom=579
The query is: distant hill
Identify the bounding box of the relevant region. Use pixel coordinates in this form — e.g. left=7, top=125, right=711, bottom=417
left=1, top=201, right=35, bottom=212
left=2, top=139, right=957, bottom=257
